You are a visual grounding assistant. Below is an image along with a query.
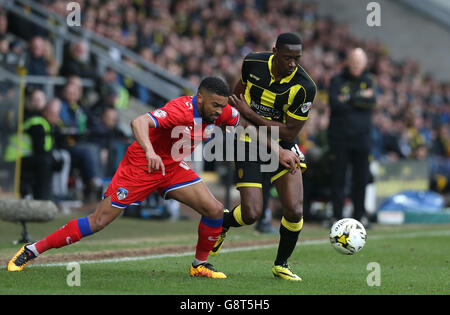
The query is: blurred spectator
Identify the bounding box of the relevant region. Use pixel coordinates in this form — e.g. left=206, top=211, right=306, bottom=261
left=7, top=40, right=26, bottom=70
left=0, top=10, right=8, bottom=37
left=117, top=57, right=146, bottom=105
left=371, top=114, right=404, bottom=161
left=58, top=81, right=102, bottom=202
left=44, top=98, right=71, bottom=201
left=0, top=36, right=26, bottom=73
left=25, top=88, right=47, bottom=118
left=0, top=35, right=9, bottom=61
left=431, top=124, right=450, bottom=158
left=88, top=106, right=129, bottom=177
left=0, top=10, right=20, bottom=46
left=42, top=38, right=59, bottom=76
left=429, top=124, right=450, bottom=203
left=26, top=36, right=48, bottom=76
left=64, top=75, right=93, bottom=109
left=59, top=81, right=86, bottom=134
left=95, top=68, right=129, bottom=111
left=60, top=40, right=98, bottom=80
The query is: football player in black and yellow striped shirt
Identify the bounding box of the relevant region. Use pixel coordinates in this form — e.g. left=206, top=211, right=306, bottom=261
left=211, top=33, right=317, bottom=281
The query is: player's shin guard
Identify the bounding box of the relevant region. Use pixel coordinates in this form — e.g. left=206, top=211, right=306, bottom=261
left=195, top=216, right=223, bottom=262
left=274, top=217, right=303, bottom=266
left=31, top=216, right=93, bottom=255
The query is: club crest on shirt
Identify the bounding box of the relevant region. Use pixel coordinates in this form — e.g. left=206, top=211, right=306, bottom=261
left=117, top=187, right=128, bottom=200
left=300, top=102, right=312, bottom=113
left=153, top=109, right=167, bottom=119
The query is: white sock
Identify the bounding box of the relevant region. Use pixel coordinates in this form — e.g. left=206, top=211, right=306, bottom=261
left=26, top=243, right=40, bottom=257
left=193, top=258, right=207, bottom=267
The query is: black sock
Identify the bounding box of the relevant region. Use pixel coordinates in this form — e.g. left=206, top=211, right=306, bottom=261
left=274, top=217, right=303, bottom=266
left=223, top=205, right=246, bottom=230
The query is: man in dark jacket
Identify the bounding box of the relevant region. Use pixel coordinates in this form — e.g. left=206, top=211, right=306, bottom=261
left=60, top=40, right=98, bottom=80
left=327, top=48, right=376, bottom=227
left=26, top=36, right=48, bottom=76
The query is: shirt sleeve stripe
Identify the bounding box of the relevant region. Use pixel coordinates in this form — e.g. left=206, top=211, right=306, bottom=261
left=234, top=113, right=240, bottom=127
left=286, top=110, right=309, bottom=121
left=147, top=112, right=159, bottom=128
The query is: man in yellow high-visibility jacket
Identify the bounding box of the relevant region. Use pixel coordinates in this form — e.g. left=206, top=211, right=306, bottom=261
left=4, top=100, right=60, bottom=200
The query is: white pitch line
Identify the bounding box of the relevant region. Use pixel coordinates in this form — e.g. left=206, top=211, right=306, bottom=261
left=28, top=229, right=450, bottom=268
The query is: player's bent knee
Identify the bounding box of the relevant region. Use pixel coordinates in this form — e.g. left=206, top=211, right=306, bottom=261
left=241, top=203, right=262, bottom=225
left=88, top=209, right=118, bottom=233
left=284, top=202, right=303, bottom=222
left=87, top=197, right=123, bottom=233
left=202, top=200, right=224, bottom=220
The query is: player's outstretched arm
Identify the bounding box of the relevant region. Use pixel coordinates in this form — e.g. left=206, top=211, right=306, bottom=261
left=131, top=114, right=165, bottom=175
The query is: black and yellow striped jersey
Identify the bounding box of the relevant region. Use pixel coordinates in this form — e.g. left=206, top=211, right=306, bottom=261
left=241, top=52, right=317, bottom=123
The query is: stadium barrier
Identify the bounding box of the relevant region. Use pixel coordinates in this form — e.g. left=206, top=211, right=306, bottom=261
left=374, top=159, right=429, bottom=208
left=374, top=159, right=450, bottom=224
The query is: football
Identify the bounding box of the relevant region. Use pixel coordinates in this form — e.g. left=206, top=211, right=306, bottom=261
left=329, top=218, right=367, bottom=255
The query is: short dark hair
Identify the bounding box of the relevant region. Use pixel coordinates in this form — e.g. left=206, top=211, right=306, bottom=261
left=275, top=32, right=302, bottom=49
left=198, top=76, right=229, bottom=97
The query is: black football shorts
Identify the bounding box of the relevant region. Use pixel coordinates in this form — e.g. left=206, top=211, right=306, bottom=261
left=233, top=139, right=307, bottom=189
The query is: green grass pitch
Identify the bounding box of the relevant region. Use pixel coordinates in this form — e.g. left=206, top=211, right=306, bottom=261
left=0, top=213, right=449, bottom=295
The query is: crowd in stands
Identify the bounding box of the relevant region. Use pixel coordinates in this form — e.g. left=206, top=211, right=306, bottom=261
left=0, top=0, right=449, bottom=205
left=0, top=6, right=130, bottom=203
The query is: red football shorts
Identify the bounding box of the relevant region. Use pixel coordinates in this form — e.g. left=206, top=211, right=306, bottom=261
left=104, top=155, right=201, bottom=209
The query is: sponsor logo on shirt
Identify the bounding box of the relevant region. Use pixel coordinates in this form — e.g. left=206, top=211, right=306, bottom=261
left=250, top=101, right=282, bottom=120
